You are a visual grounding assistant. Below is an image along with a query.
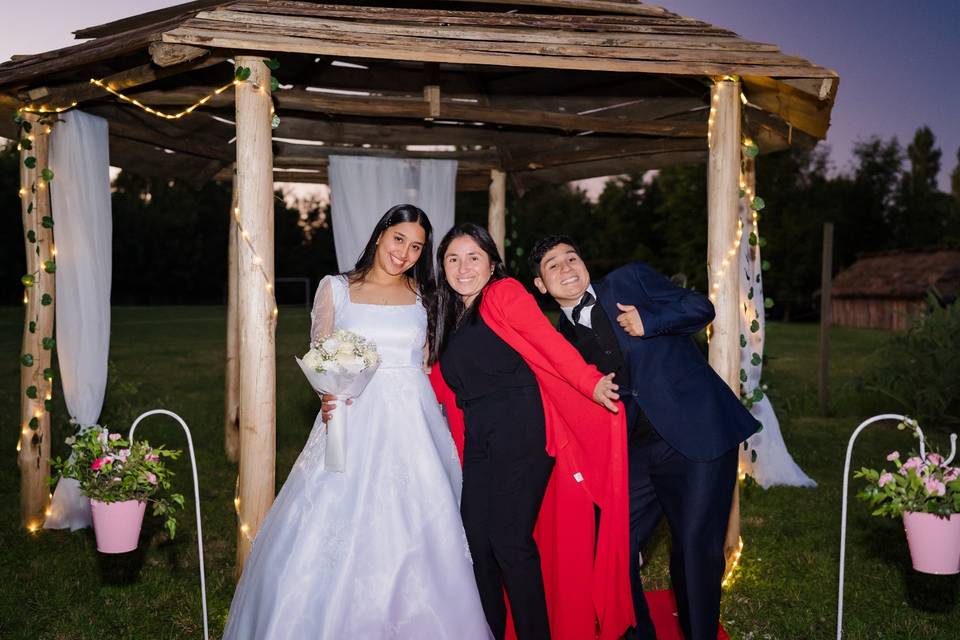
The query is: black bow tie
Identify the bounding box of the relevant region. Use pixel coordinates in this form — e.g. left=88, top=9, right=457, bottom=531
left=571, top=291, right=595, bottom=325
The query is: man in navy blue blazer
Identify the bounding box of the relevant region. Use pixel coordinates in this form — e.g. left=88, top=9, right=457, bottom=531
left=530, top=236, right=759, bottom=640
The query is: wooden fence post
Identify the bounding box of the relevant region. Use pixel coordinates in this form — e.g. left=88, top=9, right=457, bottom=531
left=819, top=222, right=834, bottom=416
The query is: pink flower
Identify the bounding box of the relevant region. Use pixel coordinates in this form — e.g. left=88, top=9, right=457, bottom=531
left=146, top=472, right=157, bottom=485
left=886, top=451, right=900, bottom=462
left=117, top=449, right=130, bottom=463
left=925, top=478, right=946, bottom=497
left=878, top=472, right=895, bottom=488
left=945, top=468, right=960, bottom=482
left=927, top=453, right=944, bottom=466
left=899, top=456, right=923, bottom=475
left=91, top=457, right=108, bottom=471
left=109, top=433, right=121, bottom=441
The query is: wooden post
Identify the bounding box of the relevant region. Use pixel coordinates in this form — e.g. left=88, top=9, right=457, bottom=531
left=706, top=78, right=742, bottom=566
left=225, top=171, right=240, bottom=463
left=234, top=57, right=276, bottom=573
left=818, top=222, right=834, bottom=416
left=18, top=112, right=54, bottom=530
left=488, top=169, right=506, bottom=259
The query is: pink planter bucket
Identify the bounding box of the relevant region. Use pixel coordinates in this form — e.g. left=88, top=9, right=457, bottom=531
left=902, top=512, right=960, bottom=575
left=90, top=499, right=147, bottom=554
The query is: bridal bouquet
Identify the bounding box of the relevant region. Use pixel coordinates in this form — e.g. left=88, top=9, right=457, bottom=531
left=296, top=330, right=380, bottom=472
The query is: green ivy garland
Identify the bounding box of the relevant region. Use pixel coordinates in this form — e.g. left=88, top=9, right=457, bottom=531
left=13, top=110, right=57, bottom=438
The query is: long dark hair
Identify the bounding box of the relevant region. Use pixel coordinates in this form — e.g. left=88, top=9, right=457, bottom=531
left=344, top=203, right=436, bottom=339
left=431, top=223, right=509, bottom=362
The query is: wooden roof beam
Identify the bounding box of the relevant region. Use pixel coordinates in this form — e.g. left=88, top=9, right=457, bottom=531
left=228, top=2, right=723, bottom=32
left=128, top=84, right=706, bottom=136
left=162, top=25, right=836, bottom=78
left=18, top=53, right=225, bottom=113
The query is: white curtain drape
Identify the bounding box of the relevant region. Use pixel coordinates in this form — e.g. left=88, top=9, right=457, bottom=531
left=737, top=196, right=816, bottom=488
left=44, top=110, right=113, bottom=530
left=329, top=156, right=457, bottom=271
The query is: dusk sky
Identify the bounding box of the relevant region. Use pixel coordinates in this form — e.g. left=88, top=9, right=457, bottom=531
left=3, top=1, right=958, bottom=191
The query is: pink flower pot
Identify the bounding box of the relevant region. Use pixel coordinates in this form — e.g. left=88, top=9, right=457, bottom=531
left=902, top=511, right=960, bottom=575
left=90, top=499, right=146, bottom=554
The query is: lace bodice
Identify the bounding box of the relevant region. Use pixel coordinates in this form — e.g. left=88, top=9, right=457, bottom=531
left=310, top=275, right=427, bottom=369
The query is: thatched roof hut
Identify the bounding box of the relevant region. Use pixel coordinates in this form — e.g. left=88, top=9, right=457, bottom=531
left=831, top=249, right=960, bottom=330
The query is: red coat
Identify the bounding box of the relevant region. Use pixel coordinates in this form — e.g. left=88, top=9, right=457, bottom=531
left=430, top=278, right=634, bottom=640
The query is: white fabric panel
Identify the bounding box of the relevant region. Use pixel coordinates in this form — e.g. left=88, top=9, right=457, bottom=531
left=736, top=195, right=816, bottom=488
left=44, top=110, right=113, bottom=530
left=329, top=156, right=457, bottom=271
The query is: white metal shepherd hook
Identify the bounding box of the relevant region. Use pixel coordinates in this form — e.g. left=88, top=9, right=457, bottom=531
left=836, top=413, right=958, bottom=639
left=128, top=410, right=209, bottom=640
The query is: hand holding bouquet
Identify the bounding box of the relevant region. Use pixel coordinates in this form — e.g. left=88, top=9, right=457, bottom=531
left=296, top=330, right=380, bottom=472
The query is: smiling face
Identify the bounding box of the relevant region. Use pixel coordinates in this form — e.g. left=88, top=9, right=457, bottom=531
left=443, top=235, right=494, bottom=307
left=374, top=221, right=426, bottom=276
left=533, top=242, right=591, bottom=307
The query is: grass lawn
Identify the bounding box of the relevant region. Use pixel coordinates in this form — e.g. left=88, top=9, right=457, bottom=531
left=0, top=308, right=957, bottom=639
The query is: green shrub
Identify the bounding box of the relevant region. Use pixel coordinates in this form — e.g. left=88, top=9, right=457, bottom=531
left=858, top=293, right=960, bottom=426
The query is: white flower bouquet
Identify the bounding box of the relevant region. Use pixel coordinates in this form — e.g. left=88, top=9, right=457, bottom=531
left=296, top=330, right=380, bottom=472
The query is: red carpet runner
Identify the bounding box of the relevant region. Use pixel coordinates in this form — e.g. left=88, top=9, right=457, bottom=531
left=644, top=590, right=730, bottom=640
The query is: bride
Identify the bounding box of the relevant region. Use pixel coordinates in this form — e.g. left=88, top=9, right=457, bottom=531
left=223, top=204, right=492, bottom=639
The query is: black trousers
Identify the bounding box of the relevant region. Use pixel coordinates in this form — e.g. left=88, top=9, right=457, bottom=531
left=628, top=433, right=738, bottom=640
left=460, top=386, right=554, bottom=640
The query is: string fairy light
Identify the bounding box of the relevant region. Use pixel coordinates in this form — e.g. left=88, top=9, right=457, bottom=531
left=86, top=78, right=237, bottom=120
left=231, top=198, right=280, bottom=546
left=721, top=536, right=744, bottom=588
left=234, top=476, right=255, bottom=544
left=707, top=218, right=745, bottom=307
left=20, top=74, right=274, bottom=123
left=233, top=206, right=279, bottom=319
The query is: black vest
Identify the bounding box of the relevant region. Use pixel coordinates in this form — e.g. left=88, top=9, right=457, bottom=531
left=560, top=304, right=653, bottom=442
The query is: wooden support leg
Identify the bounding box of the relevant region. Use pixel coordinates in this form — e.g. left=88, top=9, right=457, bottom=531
left=18, top=112, right=54, bottom=530
left=487, top=169, right=506, bottom=260
left=225, top=172, right=240, bottom=463
left=234, top=57, right=276, bottom=574
left=706, top=77, right=743, bottom=570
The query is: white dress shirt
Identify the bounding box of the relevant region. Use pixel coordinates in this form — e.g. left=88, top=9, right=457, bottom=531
left=559, top=284, right=597, bottom=329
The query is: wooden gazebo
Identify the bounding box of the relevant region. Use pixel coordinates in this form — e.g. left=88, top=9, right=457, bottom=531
left=1, top=0, right=838, bottom=570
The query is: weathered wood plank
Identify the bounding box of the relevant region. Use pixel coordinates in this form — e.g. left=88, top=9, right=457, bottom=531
left=86, top=106, right=235, bottom=161
left=439, top=0, right=673, bottom=18
left=228, top=1, right=722, bottom=32
left=515, top=148, right=706, bottom=183
left=194, top=9, right=761, bottom=50
left=0, top=19, right=177, bottom=87
left=163, top=27, right=836, bottom=78
left=743, top=75, right=836, bottom=139
left=73, top=0, right=228, bottom=39
left=148, top=42, right=209, bottom=67
left=20, top=54, right=227, bottom=113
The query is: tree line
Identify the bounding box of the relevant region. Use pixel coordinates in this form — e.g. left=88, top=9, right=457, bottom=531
left=2, top=126, right=958, bottom=317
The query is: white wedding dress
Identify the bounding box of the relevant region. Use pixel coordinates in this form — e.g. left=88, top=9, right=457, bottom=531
left=223, top=275, right=492, bottom=640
